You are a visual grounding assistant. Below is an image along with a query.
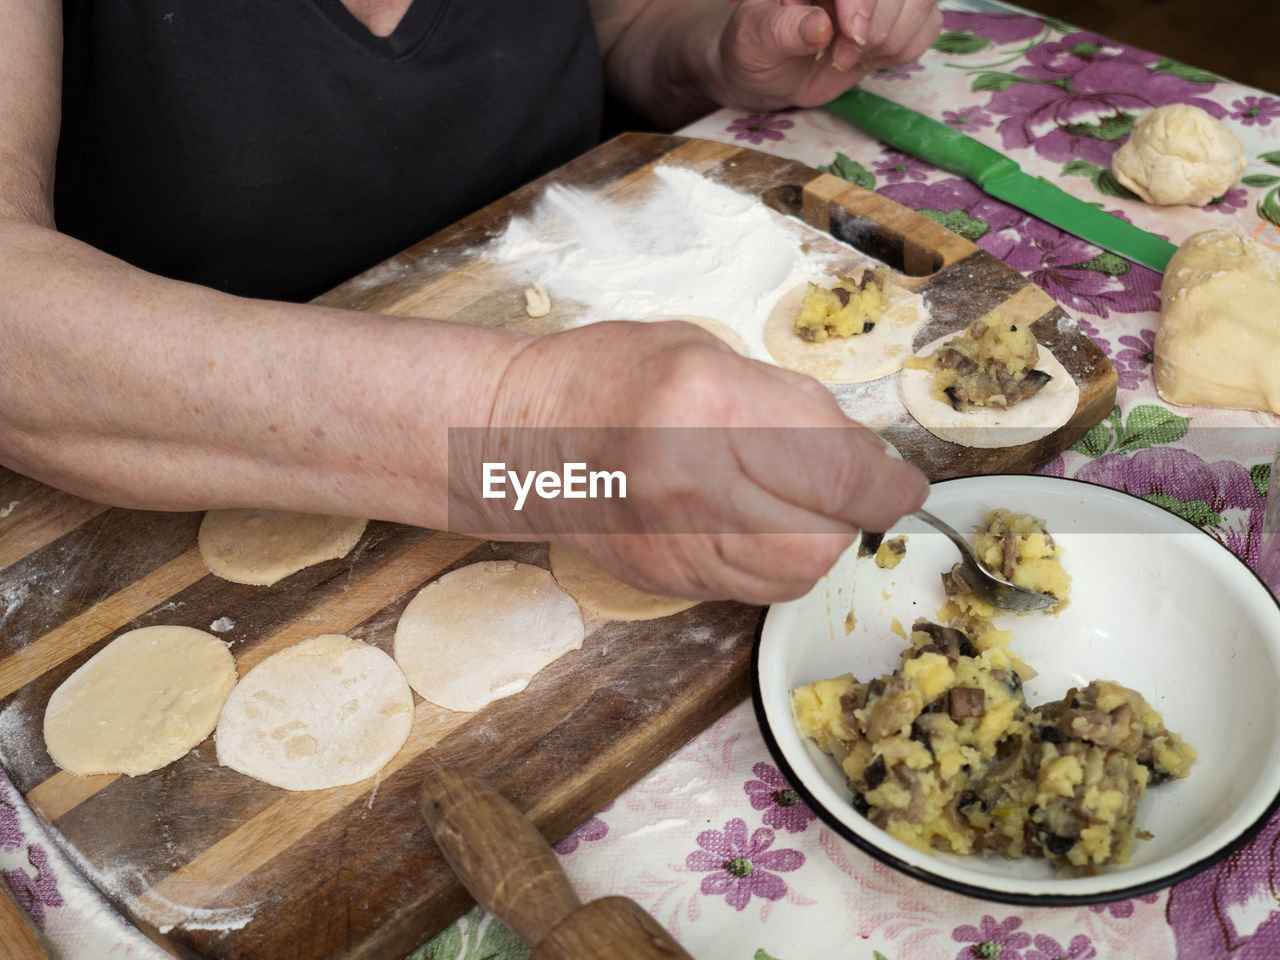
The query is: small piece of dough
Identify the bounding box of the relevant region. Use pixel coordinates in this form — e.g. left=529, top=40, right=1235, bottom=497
left=394, top=560, right=584, bottom=712
left=764, top=276, right=929, bottom=383
left=1155, top=228, right=1280, bottom=415
left=548, top=543, right=698, bottom=621
left=636, top=314, right=750, bottom=356
left=198, top=509, right=367, bottom=585
left=1111, top=104, right=1246, bottom=206
left=44, top=626, right=236, bottom=777
left=899, top=330, right=1078, bottom=448
left=215, top=634, right=413, bottom=791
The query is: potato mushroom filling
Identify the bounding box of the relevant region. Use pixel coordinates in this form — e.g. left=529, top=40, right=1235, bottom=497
left=792, top=266, right=891, bottom=342
left=906, top=312, right=1052, bottom=412
left=792, top=621, right=1194, bottom=876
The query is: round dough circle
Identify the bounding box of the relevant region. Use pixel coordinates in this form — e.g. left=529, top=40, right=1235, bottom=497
left=1110, top=104, right=1246, bottom=206
left=215, top=634, right=413, bottom=791
left=898, top=330, right=1079, bottom=448
left=636, top=314, right=750, bottom=356
left=1155, top=228, right=1280, bottom=415
left=548, top=544, right=698, bottom=621
left=44, top=625, right=236, bottom=777
left=764, top=277, right=929, bottom=383
left=198, top=509, right=367, bottom=586
left=394, top=560, right=585, bottom=713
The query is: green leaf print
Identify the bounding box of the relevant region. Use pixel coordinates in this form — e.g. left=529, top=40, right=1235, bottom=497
left=410, top=911, right=530, bottom=960
left=1070, top=405, right=1189, bottom=458
left=971, top=71, right=1027, bottom=93
left=932, top=31, right=992, bottom=55
left=1243, top=174, right=1280, bottom=188
left=918, top=208, right=990, bottom=241
left=873, top=953, right=893, bottom=960
left=1093, top=167, right=1141, bottom=200
left=1258, top=187, right=1280, bottom=229
left=1070, top=404, right=1121, bottom=457
left=1251, top=461, right=1272, bottom=500
left=819, top=152, right=875, bottom=189
left=414, top=924, right=463, bottom=960
left=1260, top=151, right=1280, bottom=167
left=1153, top=57, right=1222, bottom=84
left=1143, top=493, right=1222, bottom=527
left=1062, top=112, right=1134, bottom=142
left=1061, top=159, right=1099, bottom=178
left=1065, top=251, right=1131, bottom=276
left=754, top=950, right=783, bottom=960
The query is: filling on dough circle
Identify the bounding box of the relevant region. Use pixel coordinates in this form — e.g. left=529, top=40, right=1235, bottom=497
left=44, top=625, right=237, bottom=777
left=198, top=509, right=367, bottom=586
left=215, top=634, right=413, bottom=791
left=394, top=560, right=585, bottom=713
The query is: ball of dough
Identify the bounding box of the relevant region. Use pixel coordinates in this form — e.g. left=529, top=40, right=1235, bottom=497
left=1154, top=229, right=1280, bottom=415
left=44, top=626, right=236, bottom=777
left=1111, top=104, right=1246, bottom=206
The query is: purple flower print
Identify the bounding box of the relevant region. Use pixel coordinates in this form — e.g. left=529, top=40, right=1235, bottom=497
left=1089, top=891, right=1158, bottom=919
left=744, top=763, right=816, bottom=833
left=875, top=60, right=925, bottom=81
left=1024, top=933, right=1096, bottom=960
left=941, top=10, right=1047, bottom=46
left=1167, top=814, right=1280, bottom=959
left=685, top=818, right=803, bottom=911
left=1208, top=188, right=1249, bottom=214
left=985, top=31, right=1225, bottom=166
left=725, top=113, right=793, bottom=145
left=1074, top=446, right=1266, bottom=564
left=1231, top=95, right=1280, bottom=127
left=3, top=846, right=63, bottom=927
left=943, top=106, right=995, bottom=131
left=1112, top=328, right=1156, bottom=390
left=0, top=799, right=21, bottom=850
left=555, top=809, right=611, bottom=855
left=873, top=150, right=934, bottom=184
left=953, top=915, right=1032, bottom=959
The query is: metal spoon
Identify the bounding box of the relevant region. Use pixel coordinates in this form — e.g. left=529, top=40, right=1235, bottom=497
left=861, top=510, right=1058, bottom=612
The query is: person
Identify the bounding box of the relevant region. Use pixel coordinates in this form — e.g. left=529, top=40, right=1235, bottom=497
left=0, top=0, right=939, bottom=604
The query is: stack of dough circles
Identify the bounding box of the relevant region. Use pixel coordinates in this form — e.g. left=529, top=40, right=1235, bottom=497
left=215, top=634, right=413, bottom=791
left=198, top=509, right=367, bottom=586
left=763, top=275, right=930, bottom=383
left=44, top=626, right=237, bottom=777
left=898, top=330, right=1079, bottom=449
left=636, top=314, right=750, bottom=356
left=394, top=560, right=585, bottom=713
left=548, top=544, right=698, bottom=621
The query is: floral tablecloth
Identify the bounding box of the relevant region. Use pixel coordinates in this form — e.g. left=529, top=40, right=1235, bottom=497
left=6, top=1, right=1280, bottom=958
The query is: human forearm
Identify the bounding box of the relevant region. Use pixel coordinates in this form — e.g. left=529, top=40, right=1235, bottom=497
left=0, top=219, right=529, bottom=527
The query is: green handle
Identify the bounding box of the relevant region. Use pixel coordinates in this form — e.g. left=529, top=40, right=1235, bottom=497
left=827, top=87, right=1018, bottom=187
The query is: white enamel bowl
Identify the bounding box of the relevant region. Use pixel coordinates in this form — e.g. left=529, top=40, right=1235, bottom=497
left=753, top=474, right=1280, bottom=903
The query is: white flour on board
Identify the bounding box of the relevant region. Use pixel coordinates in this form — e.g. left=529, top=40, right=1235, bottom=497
left=488, top=165, right=865, bottom=363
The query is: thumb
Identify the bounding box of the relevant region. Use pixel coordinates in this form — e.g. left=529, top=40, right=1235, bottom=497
left=733, top=1, right=833, bottom=61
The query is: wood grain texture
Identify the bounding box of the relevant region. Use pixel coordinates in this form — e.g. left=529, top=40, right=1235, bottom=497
left=0, top=134, right=1114, bottom=960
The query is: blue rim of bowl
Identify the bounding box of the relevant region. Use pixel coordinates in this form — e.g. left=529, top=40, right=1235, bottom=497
left=750, top=473, right=1280, bottom=906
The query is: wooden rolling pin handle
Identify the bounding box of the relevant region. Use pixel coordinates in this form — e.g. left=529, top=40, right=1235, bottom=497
left=532, top=896, right=695, bottom=960
left=0, top=877, right=51, bottom=960
left=420, top=768, right=582, bottom=947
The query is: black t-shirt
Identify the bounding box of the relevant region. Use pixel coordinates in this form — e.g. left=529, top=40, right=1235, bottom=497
left=55, top=0, right=604, bottom=301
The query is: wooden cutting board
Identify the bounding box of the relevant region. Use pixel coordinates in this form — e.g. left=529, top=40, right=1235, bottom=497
left=0, top=133, right=1115, bottom=960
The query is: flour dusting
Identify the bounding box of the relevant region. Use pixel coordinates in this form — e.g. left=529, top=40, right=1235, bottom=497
left=488, top=165, right=856, bottom=362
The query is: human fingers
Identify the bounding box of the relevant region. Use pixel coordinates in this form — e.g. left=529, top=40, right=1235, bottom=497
left=731, top=0, right=834, bottom=64
left=863, top=0, right=942, bottom=66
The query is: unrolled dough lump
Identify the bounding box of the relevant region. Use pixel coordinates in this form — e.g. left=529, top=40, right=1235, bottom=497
left=215, top=634, right=413, bottom=791
left=394, top=560, right=585, bottom=712
left=1111, top=104, right=1246, bottom=206
left=44, top=626, right=236, bottom=777
left=198, top=509, right=367, bottom=585
left=548, top=543, right=698, bottom=621
left=1154, top=228, right=1280, bottom=415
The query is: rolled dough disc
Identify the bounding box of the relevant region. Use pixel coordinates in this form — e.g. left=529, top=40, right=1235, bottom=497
left=215, top=634, right=413, bottom=791
left=393, top=560, right=585, bottom=713
left=43, top=625, right=236, bottom=777
left=764, top=277, right=930, bottom=383
left=198, top=509, right=367, bottom=585
left=898, top=330, right=1079, bottom=448
left=636, top=314, right=750, bottom=356
left=548, top=543, right=698, bottom=621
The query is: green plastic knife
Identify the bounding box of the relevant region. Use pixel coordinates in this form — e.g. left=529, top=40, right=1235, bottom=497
left=826, top=88, right=1177, bottom=272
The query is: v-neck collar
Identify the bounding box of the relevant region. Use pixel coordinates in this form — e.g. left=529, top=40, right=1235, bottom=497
left=313, top=0, right=446, bottom=60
